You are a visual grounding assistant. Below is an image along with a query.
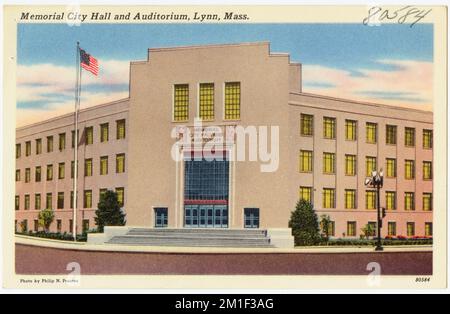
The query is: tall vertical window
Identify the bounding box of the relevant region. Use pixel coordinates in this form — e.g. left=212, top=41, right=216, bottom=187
left=71, top=130, right=79, bottom=148
left=327, top=221, right=335, bottom=237
left=84, top=159, right=93, bottom=177
left=57, top=192, right=64, bottom=209
left=365, top=190, right=376, bottom=210
left=366, top=122, right=377, bottom=143
left=25, top=168, right=31, bottom=183
left=116, top=153, right=125, bottom=173
left=47, top=136, right=53, bottom=152
left=386, top=191, right=396, bottom=210
left=244, top=208, right=260, bottom=228
left=300, top=114, right=314, bottom=136
left=58, top=162, right=65, bottom=179
left=59, top=133, right=66, bottom=151
left=345, top=120, right=357, bottom=141
left=405, top=127, right=415, bottom=147
left=16, top=143, right=21, bottom=159
left=386, top=158, right=397, bottom=178
left=35, top=194, right=41, bottom=210
left=46, top=164, right=53, bottom=181
left=100, top=123, right=109, bottom=142
left=70, top=191, right=77, bottom=209
left=386, top=125, right=397, bottom=145
left=25, top=141, right=31, bottom=156
left=57, top=220, right=62, bottom=233
left=71, top=161, right=78, bottom=179
left=116, top=119, right=126, bottom=139
left=100, top=156, right=108, bottom=175
left=15, top=196, right=20, bottom=211
left=347, top=222, right=356, bottom=237
left=299, top=186, right=312, bottom=203
left=36, top=138, right=42, bottom=154
left=323, top=117, right=336, bottom=139
left=323, top=188, right=335, bottom=208
left=173, top=84, right=189, bottom=121
left=404, top=192, right=415, bottom=211
left=155, top=208, right=168, bottom=228
left=323, top=152, right=335, bottom=174
left=199, top=83, right=214, bottom=120
left=423, top=193, right=432, bottom=211
left=15, top=169, right=20, bottom=182
left=24, top=195, right=30, bottom=210
left=83, top=219, right=90, bottom=232
left=407, top=222, right=415, bottom=236
left=405, top=160, right=415, bottom=179
left=299, top=150, right=313, bottom=172
left=423, top=161, right=432, bottom=180
left=345, top=154, right=356, bottom=176
left=85, top=127, right=93, bottom=145
left=224, top=82, right=241, bottom=120
left=34, top=220, right=39, bottom=232
left=116, top=187, right=124, bottom=207
left=344, top=189, right=356, bottom=209
left=99, top=188, right=107, bottom=200
left=84, top=190, right=92, bottom=208
left=35, top=166, right=41, bottom=182
left=425, top=222, right=433, bottom=236
left=46, top=193, right=52, bottom=209
left=423, top=129, right=433, bottom=149
left=388, top=222, right=397, bottom=236
left=366, top=156, right=377, bottom=177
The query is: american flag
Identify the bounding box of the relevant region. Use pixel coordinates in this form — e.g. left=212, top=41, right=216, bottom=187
left=80, top=49, right=99, bottom=76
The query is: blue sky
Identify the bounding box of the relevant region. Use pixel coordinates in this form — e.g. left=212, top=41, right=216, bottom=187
left=17, top=23, right=433, bottom=126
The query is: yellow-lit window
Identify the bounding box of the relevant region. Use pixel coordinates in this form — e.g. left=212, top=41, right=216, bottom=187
left=116, top=154, right=125, bottom=173
left=84, top=190, right=92, bottom=208
left=58, top=162, right=65, bottom=179
left=100, top=123, right=109, bottom=142
left=85, top=159, right=93, bottom=177
left=366, top=156, right=377, bottom=177
left=71, top=130, right=79, bottom=148
left=225, top=82, right=240, bottom=120
left=300, top=114, right=313, bottom=136
left=46, top=164, right=53, bottom=181
left=405, top=192, right=415, bottom=211
left=388, top=222, right=396, bottom=236
left=366, top=122, right=377, bottom=143
left=323, top=117, right=336, bottom=139
left=423, top=129, right=433, bottom=149
left=15, top=169, right=20, bottom=182
left=423, top=193, right=432, bottom=211
left=344, top=189, right=356, bottom=209
left=24, top=195, right=30, bottom=210
left=299, top=150, right=313, bottom=172
left=100, top=156, right=108, bottom=175
left=405, top=160, right=415, bottom=179
left=328, top=221, right=335, bottom=236
left=35, top=194, right=41, bottom=210
left=57, top=192, right=64, bottom=209
left=405, top=127, right=415, bottom=147
left=85, top=127, right=93, bottom=145
left=47, top=136, right=53, bottom=152
left=323, top=152, right=335, bottom=174
left=386, top=158, right=396, bottom=178
left=425, top=223, right=433, bottom=236
left=46, top=193, right=52, bottom=209
left=116, top=120, right=126, bottom=139
left=299, top=186, right=312, bottom=203
left=423, top=161, right=432, bottom=180
left=71, top=161, right=78, bottom=179
left=386, top=191, right=396, bottom=210
left=70, top=191, right=78, bottom=209
left=99, top=188, right=107, bottom=201
left=59, top=133, right=66, bottom=150
left=35, top=166, right=41, bottom=182
left=199, top=83, right=214, bottom=120
left=116, top=187, right=124, bottom=207
left=365, top=190, right=376, bottom=210
left=25, top=141, right=31, bottom=156
left=345, top=154, right=356, bottom=176
left=347, top=221, right=356, bottom=237
left=323, top=188, right=335, bottom=208
left=15, top=195, right=20, bottom=211
left=345, top=120, right=357, bottom=141
left=174, top=84, right=189, bottom=121
left=386, top=125, right=397, bottom=145
left=407, top=222, right=415, bottom=236
left=25, top=168, right=30, bottom=183
left=16, top=144, right=21, bottom=159
left=36, top=139, right=42, bottom=154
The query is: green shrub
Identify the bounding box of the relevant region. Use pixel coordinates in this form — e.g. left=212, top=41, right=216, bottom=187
left=289, top=199, right=321, bottom=246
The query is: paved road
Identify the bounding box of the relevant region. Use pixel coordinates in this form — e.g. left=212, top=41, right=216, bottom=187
left=15, top=244, right=432, bottom=275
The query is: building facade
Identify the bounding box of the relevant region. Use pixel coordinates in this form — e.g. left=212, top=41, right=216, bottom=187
left=15, top=42, right=433, bottom=238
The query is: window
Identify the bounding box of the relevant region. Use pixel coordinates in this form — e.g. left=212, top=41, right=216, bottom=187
left=154, top=207, right=168, bottom=228
left=423, top=193, right=432, bottom=211
left=366, top=122, right=377, bottom=143
left=299, top=186, right=312, bottom=203
left=84, top=159, right=93, bottom=177
left=58, top=162, right=65, bottom=179
left=36, top=138, right=42, bottom=154
left=83, top=190, right=92, bottom=208
left=116, top=187, right=124, bottom=207
left=100, top=123, right=109, bottom=142
left=46, top=193, right=52, bottom=209
left=69, top=220, right=73, bottom=233
left=327, top=221, right=335, bottom=236
left=83, top=219, right=90, bottom=233
left=299, top=150, right=313, bottom=172
left=35, top=194, right=41, bottom=210
left=46, top=164, right=53, bottom=181
left=199, top=83, right=214, bottom=120
left=323, top=188, right=335, bottom=208
left=100, top=156, right=108, bottom=175
left=16, top=143, right=21, bottom=159
left=405, top=192, right=415, bottom=211
left=34, top=220, right=39, bottom=232
left=15, top=196, right=20, bottom=211
left=386, top=158, right=397, bottom=178
left=25, top=168, right=31, bottom=183
left=15, top=169, right=20, bottom=182
left=85, top=127, right=93, bottom=145
left=407, top=222, right=415, bottom=236
left=35, top=166, right=41, bottom=182
left=388, top=222, right=397, bottom=236
left=244, top=208, right=260, bottom=228
left=224, top=82, right=240, bottom=120
left=425, top=222, right=433, bottom=236
left=323, top=117, right=336, bottom=139
left=70, top=191, right=77, bottom=209
left=365, top=190, right=376, bottom=210
left=116, top=153, right=125, bottom=173
left=57, top=220, right=62, bottom=233
left=59, top=133, right=66, bottom=151
left=57, top=192, right=64, bottom=209
left=47, top=136, right=53, bottom=152
left=366, top=156, right=377, bottom=177
left=386, top=125, right=397, bottom=145
left=405, top=160, right=415, bottom=179
left=386, top=191, right=396, bottom=210
left=300, top=114, right=313, bottom=136
left=347, top=222, right=356, bottom=237
left=71, top=161, right=78, bottom=179
left=423, top=161, right=432, bottom=180
left=116, top=119, right=126, bottom=139
left=345, top=120, right=357, bottom=141
left=405, top=127, right=415, bottom=147
left=423, top=129, right=433, bottom=149
left=24, top=195, right=30, bottom=210
left=345, top=154, right=356, bottom=176
left=344, top=189, right=356, bottom=209
left=173, top=84, right=189, bottom=121
left=25, top=141, right=31, bottom=156
left=99, top=188, right=107, bottom=200
left=71, top=130, right=79, bottom=148
left=323, top=152, right=335, bottom=174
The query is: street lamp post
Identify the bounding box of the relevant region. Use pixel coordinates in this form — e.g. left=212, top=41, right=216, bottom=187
left=365, top=169, right=384, bottom=251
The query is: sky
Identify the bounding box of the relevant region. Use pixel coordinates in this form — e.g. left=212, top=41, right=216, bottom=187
left=17, top=23, right=433, bottom=127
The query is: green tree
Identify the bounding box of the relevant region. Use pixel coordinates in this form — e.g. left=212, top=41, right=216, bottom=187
left=94, top=190, right=126, bottom=232
left=38, top=208, right=55, bottom=232
left=19, top=220, right=28, bottom=233
left=320, top=214, right=332, bottom=241
left=361, top=223, right=375, bottom=240
left=289, top=199, right=321, bottom=246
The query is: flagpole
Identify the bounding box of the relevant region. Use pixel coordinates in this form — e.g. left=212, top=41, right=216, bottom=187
left=72, top=41, right=81, bottom=241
